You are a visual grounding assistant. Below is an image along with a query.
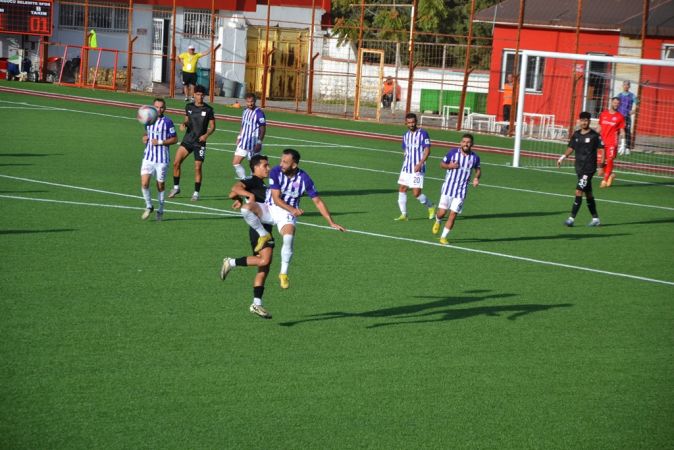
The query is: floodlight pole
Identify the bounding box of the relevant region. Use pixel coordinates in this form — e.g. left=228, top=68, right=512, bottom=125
left=404, top=0, right=418, bottom=115
left=261, top=0, right=272, bottom=107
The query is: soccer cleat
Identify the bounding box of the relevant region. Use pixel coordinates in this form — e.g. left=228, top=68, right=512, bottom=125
left=394, top=214, right=408, bottom=221
left=254, top=233, right=272, bottom=253
left=141, top=206, right=154, bottom=220
left=184, top=97, right=190, bottom=102
left=564, top=217, right=575, bottom=227
left=191, top=192, right=200, bottom=202
left=427, top=206, right=436, bottom=220
left=588, top=218, right=601, bottom=227
left=220, top=258, right=232, bottom=281
left=279, top=274, right=290, bottom=289
left=606, top=173, right=616, bottom=188
left=439, top=237, right=449, bottom=245
left=432, top=222, right=441, bottom=235
left=624, top=148, right=631, bottom=156
left=156, top=211, right=164, bottom=222
left=168, top=188, right=180, bottom=198
left=600, top=179, right=608, bottom=188
left=249, top=304, right=272, bottom=319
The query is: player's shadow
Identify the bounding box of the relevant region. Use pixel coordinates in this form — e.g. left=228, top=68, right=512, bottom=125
left=0, top=228, right=76, bottom=235
left=465, top=211, right=565, bottom=220
left=456, top=232, right=630, bottom=243
left=300, top=210, right=365, bottom=218
left=0, top=190, right=49, bottom=194
left=279, top=289, right=570, bottom=328
left=598, top=217, right=674, bottom=227
left=317, top=188, right=395, bottom=197
left=0, top=153, right=60, bottom=158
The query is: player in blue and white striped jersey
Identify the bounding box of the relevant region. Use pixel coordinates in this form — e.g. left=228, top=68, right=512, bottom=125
left=238, top=148, right=346, bottom=289
left=395, top=113, right=435, bottom=221
left=232, top=93, right=266, bottom=179
left=140, top=98, right=177, bottom=221
left=432, top=133, right=481, bottom=244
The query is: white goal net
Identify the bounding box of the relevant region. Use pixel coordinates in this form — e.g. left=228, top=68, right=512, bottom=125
left=512, top=50, right=674, bottom=178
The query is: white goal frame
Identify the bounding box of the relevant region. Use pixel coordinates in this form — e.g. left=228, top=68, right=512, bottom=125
left=513, top=50, right=674, bottom=168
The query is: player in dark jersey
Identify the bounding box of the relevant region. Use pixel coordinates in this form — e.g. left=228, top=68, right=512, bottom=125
left=168, top=84, right=216, bottom=201
left=220, top=154, right=275, bottom=319
left=556, top=111, right=605, bottom=227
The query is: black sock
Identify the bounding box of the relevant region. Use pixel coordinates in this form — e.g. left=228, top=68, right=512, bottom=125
left=195, top=182, right=201, bottom=193
left=235, top=257, right=248, bottom=267
left=587, top=197, right=598, bottom=217
left=173, top=176, right=180, bottom=186
left=571, top=196, right=582, bottom=217
left=253, top=285, right=264, bottom=300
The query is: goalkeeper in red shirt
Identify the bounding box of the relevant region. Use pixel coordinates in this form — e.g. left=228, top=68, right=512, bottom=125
left=596, top=97, right=626, bottom=188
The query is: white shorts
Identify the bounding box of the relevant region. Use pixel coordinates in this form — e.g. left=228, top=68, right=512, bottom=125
left=258, top=203, right=297, bottom=232
left=234, top=146, right=261, bottom=160
left=140, top=160, right=168, bottom=182
left=438, top=195, right=464, bottom=213
left=398, top=171, right=425, bottom=189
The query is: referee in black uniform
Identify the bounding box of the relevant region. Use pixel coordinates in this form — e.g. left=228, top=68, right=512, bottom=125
left=557, top=111, right=605, bottom=227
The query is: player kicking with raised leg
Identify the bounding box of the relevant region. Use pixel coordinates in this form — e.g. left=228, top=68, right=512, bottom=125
left=239, top=148, right=346, bottom=289
left=220, top=155, right=274, bottom=319
left=432, top=134, right=481, bottom=244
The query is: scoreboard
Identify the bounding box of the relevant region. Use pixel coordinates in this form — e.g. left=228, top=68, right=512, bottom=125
left=0, top=0, right=53, bottom=36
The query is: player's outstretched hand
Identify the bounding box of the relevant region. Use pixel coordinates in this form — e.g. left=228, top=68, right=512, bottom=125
left=331, top=222, right=347, bottom=232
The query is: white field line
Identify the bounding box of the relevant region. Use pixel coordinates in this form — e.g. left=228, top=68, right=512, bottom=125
left=1, top=186, right=672, bottom=287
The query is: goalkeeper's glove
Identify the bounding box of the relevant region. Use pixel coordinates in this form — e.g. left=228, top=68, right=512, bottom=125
left=618, top=139, right=626, bottom=156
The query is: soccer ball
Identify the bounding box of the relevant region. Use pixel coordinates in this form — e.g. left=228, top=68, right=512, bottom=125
left=137, top=105, right=158, bottom=126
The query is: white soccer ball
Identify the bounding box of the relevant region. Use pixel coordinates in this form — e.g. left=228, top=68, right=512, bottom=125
left=137, top=105, right=158, bottom=126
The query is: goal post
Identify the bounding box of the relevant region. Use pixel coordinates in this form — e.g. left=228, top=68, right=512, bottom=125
left=513, top=50, right=674, bottom=177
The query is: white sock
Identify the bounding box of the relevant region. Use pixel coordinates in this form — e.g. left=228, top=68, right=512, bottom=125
left=228, top=257, right=237, bottom=267
left=441, top=227, right=450, bottom=239
left=253, top=297, right=263, bottom=306
left=280, top=234, right=294, bottom=274
left=417, top=193, right=433, bottom=207
left=398, top=192, right=407, bottom=215
left=234, top=164, right=246, bottom=179
left=241, top=208, right=269, bottom=237
left=173, top=184, right=180, bottom=191
left=158, top=190, right=165, bottom=212
left=142, top=188, right=152, bottom=208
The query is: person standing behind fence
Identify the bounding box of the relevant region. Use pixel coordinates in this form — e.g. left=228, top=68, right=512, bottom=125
left=232, top=93, right=266, bottom=179
left=87, top=29, right=97, bottom=48
left=178, top=45, right=210, bottom=102
left=617, top=80, right=637, bottom=154
left=501, top=73, right=514, bottom=134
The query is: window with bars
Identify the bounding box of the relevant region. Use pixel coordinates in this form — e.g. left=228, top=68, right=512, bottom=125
left=663, top=44, right=674, bottom=60
left=58, top=1, right=128, bottom=32
left=183, top=8, right=221, bottom=38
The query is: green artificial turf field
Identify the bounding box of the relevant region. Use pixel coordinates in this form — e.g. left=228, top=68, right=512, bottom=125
left=1, top=83, right=673, bottom=449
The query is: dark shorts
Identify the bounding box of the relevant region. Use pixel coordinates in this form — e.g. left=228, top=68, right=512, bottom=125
left=182, top=71, right=197, bottom=86
left=249, top=225, right=275, bottom=254
left=180, top=141, right=206, bottom=161
left=576, top=172, right=594, bottom=193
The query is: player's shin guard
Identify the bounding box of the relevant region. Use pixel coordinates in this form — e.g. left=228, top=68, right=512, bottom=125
left=571, top=195, right=582, bottom=218
left=398, top=192, right=407, bottom=215
left=280, top=234, right=294, bottom=274
left=141, top=188, right=152, bottom=208
left=233, top=164, right=246, bottom=180
left=158, top=190, right=165, bottom=211
left=241, top=208, right=269, bottom=237
left=253, top=285, right=264, bottom=305
left=587, top=196, right=598, bottom=217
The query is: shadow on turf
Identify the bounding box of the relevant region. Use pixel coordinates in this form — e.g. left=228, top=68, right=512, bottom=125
left=0, top=228, right=76, bottom=235
left=465, top=211, right=565, bottom=220
left=0, top=153, right=60, bottom=158
left=318, top=189, right=394, bottom=197
left=454, top=232, right=630, bottom=243
left=598, top=217, right=674, bottom=227
left=278, top=290, right=572, bottom=328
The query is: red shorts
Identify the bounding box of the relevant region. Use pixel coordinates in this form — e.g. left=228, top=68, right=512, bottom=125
left=597, top=146, right=616, bottom=164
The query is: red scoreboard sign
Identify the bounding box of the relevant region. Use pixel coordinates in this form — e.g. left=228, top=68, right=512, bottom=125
left=0, top=0, right=53, bottom=36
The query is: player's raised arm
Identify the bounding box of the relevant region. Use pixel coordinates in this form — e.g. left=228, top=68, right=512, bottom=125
left=271, top=188, right=303, bottom=217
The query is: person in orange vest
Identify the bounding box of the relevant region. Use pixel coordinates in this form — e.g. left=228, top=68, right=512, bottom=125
left=501, top=73, right=514, bottom=134
left=382, top=76, right=401, bottom=110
